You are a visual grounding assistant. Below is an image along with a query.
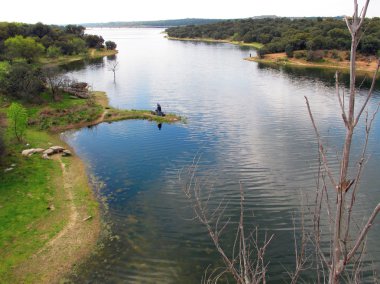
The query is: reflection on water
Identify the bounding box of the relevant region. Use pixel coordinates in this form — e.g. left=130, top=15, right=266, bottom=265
left=62, top=28, right=380, bottom=283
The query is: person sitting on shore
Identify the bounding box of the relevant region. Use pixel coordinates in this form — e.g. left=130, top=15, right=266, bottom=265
left=154, top=103, right=166, bottom=117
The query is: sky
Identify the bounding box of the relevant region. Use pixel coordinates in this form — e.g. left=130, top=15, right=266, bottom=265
left=1, top=0, right=379, bottom=25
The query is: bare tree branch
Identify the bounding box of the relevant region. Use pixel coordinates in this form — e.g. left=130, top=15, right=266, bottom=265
left=354, top=59, right=380, bottom=127
left=347, top=203, right=380, bottom=262
left=305, top=96, right=337, bottom=188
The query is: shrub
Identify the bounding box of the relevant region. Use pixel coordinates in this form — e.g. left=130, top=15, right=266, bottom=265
left=105, top=41, right=117, bottom=50
left=5, top=35, right=45, bottom=63
left=2, top=63, right=45, bottom=102
left=0, top=128, right=5, bottom=164
left=7, top=102, right=28, bottom=142
left=257, top=48, right=268, bottom=59
left=285, top=44, right=294, bottom=58
left=46, top=46, right=62, bottom=58
left=294, top=51, right=307, bottom=59
left=306, top=50, right=324, bottom=62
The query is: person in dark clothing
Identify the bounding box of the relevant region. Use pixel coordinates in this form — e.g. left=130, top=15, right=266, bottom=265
left=154, top=103, right=165, bottom=116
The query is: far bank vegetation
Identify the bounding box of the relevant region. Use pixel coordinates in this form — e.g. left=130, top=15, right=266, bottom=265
left=166, top=17, right=380, bottom=60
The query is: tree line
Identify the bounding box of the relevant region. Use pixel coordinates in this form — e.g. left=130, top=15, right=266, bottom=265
left=0, top=22, right=118, bottom=104
left=166, top=17, right=380, bottom=55
left=0, top=22, right=117, bottom=62
left=0, top=22, right=117, bottom=162
left=84, top=18, right=225, bottom=28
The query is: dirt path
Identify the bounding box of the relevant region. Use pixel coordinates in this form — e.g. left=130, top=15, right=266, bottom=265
left=39, top=158, right=79, bottom=250
left=14, top=154, right=100, bottom=283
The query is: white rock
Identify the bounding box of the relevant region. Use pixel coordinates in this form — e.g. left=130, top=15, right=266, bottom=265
left=22, top=149, right=36, bottom=156
left=62, top=149, right=72, bottom=156
left=4, top=167, right=13, bottom=172
left=50, top=146, right=64, bottom=152
left=22, top=148, right=46, bottom=156
left=42, top=153, right=50, bottom=159
left=43, top=149, right=54, bottom=155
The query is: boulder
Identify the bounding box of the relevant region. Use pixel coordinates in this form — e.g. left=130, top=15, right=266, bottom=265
left=42, top=153, right=50, bottom=159
left=62, top=149, right=72, bottom=156
left=22, top=149, right=36, bottom=156
left=43, top=149, right=54, bottom=155
left=50, top=146, right=64, bottom=152
left=22, top=148, right=46, bottom=156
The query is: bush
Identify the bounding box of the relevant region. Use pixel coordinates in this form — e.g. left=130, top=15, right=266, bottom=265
left=5, top=35, right=45, bottom=63
left=7, top=102, right=28, bottom=142
left=105, top=41, right=117, bottom=50
left=294, top=51, right=307, bottom=59
left=1, top=63, right=45, bottom=102
left=306, top=50, right=324, bottom=62
left=84, top=34, right=104, bottom=49
left=331, top=50, right=342, bottom=61
left=285, top=44, right=294, bottom=58
left=46, top=45, right=62, bottom=58
left=345, top=51, right=351, bottom=60
left=0, top=128, right=5, bottom=163
left=257, top=48, right=268, bottom=59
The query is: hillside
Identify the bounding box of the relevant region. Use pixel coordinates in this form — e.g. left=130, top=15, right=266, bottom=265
left=83, top=18, right=226, bottom=28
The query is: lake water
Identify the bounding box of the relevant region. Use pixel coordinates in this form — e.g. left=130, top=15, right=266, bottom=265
left=62, top=28, right=380, bottom=283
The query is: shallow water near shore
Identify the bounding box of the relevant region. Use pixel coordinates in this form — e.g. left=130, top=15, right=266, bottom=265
left=62, top=28, right=380, bottom=283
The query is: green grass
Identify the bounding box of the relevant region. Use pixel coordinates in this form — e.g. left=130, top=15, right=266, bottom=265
left=104, top=108, right=183, bottom=124
left=27, top=93, right=103, bottom=130
left=39, top=48, right=118, bottom=67
left=229, top=41, right=264, bottom=49
left=167, top=36, right=263, bottom=49
left=0, top=130, right=66, bottom=283
left=0, top=89, right=181, bottom=282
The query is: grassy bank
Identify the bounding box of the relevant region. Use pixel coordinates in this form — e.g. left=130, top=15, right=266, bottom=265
left=39, top=48, right=118, bottom=67
left=0, top=128, right=99, bottom=283
left=25, top=91, right=182, bottom=132
left=166, top=36, right=263, bottom=49
left=0, top=90, right=182, bottom=283
left=246, top=51, right=379, bottom=76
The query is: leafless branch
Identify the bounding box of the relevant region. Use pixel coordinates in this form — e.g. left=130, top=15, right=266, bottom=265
left=354, top=59, right=380, bottom=127
left=305, top=96, right=337, bottom=188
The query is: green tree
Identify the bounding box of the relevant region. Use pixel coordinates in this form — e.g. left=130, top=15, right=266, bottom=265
left=285, top=44, right=294, bottom=58
left=64, top=24, right=85, bottom=36
left=7, top=102, right=28, bottom=142
left=5, top=35, right=45, bottom=62
left=69, top=38, right=86, bottom=54
left=105, top=40, right=117, bottom=50
left=2, top=62, right=45, bottom=102
left=84, top=34, right=104, bottom=49
left=46, top=45, right=62, bottom=58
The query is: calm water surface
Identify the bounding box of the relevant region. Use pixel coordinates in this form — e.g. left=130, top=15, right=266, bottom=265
left=62, top=28, right=380, bottom=283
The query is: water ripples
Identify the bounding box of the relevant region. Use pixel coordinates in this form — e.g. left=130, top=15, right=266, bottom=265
left=63, top=28, right=380, bottom=283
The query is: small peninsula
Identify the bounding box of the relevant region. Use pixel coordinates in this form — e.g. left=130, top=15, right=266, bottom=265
left=0, top=22, right=181, bottom=283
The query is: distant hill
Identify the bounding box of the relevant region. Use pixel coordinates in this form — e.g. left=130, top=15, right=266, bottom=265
left=83, top=18, right=226, bottom=28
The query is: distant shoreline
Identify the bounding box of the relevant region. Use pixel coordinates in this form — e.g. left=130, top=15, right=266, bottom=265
left=246, top=52, right=380, bottom=76
left=166, top=36, right=263, bottom=49
left=39, top=48, right=118, bottom=67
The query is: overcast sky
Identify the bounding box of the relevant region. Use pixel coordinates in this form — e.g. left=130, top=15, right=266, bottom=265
left=1, top=0, right=379, bottom=25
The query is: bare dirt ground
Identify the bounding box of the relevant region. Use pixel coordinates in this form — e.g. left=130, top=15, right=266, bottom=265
left=13, top=153, right=100, bottom=283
